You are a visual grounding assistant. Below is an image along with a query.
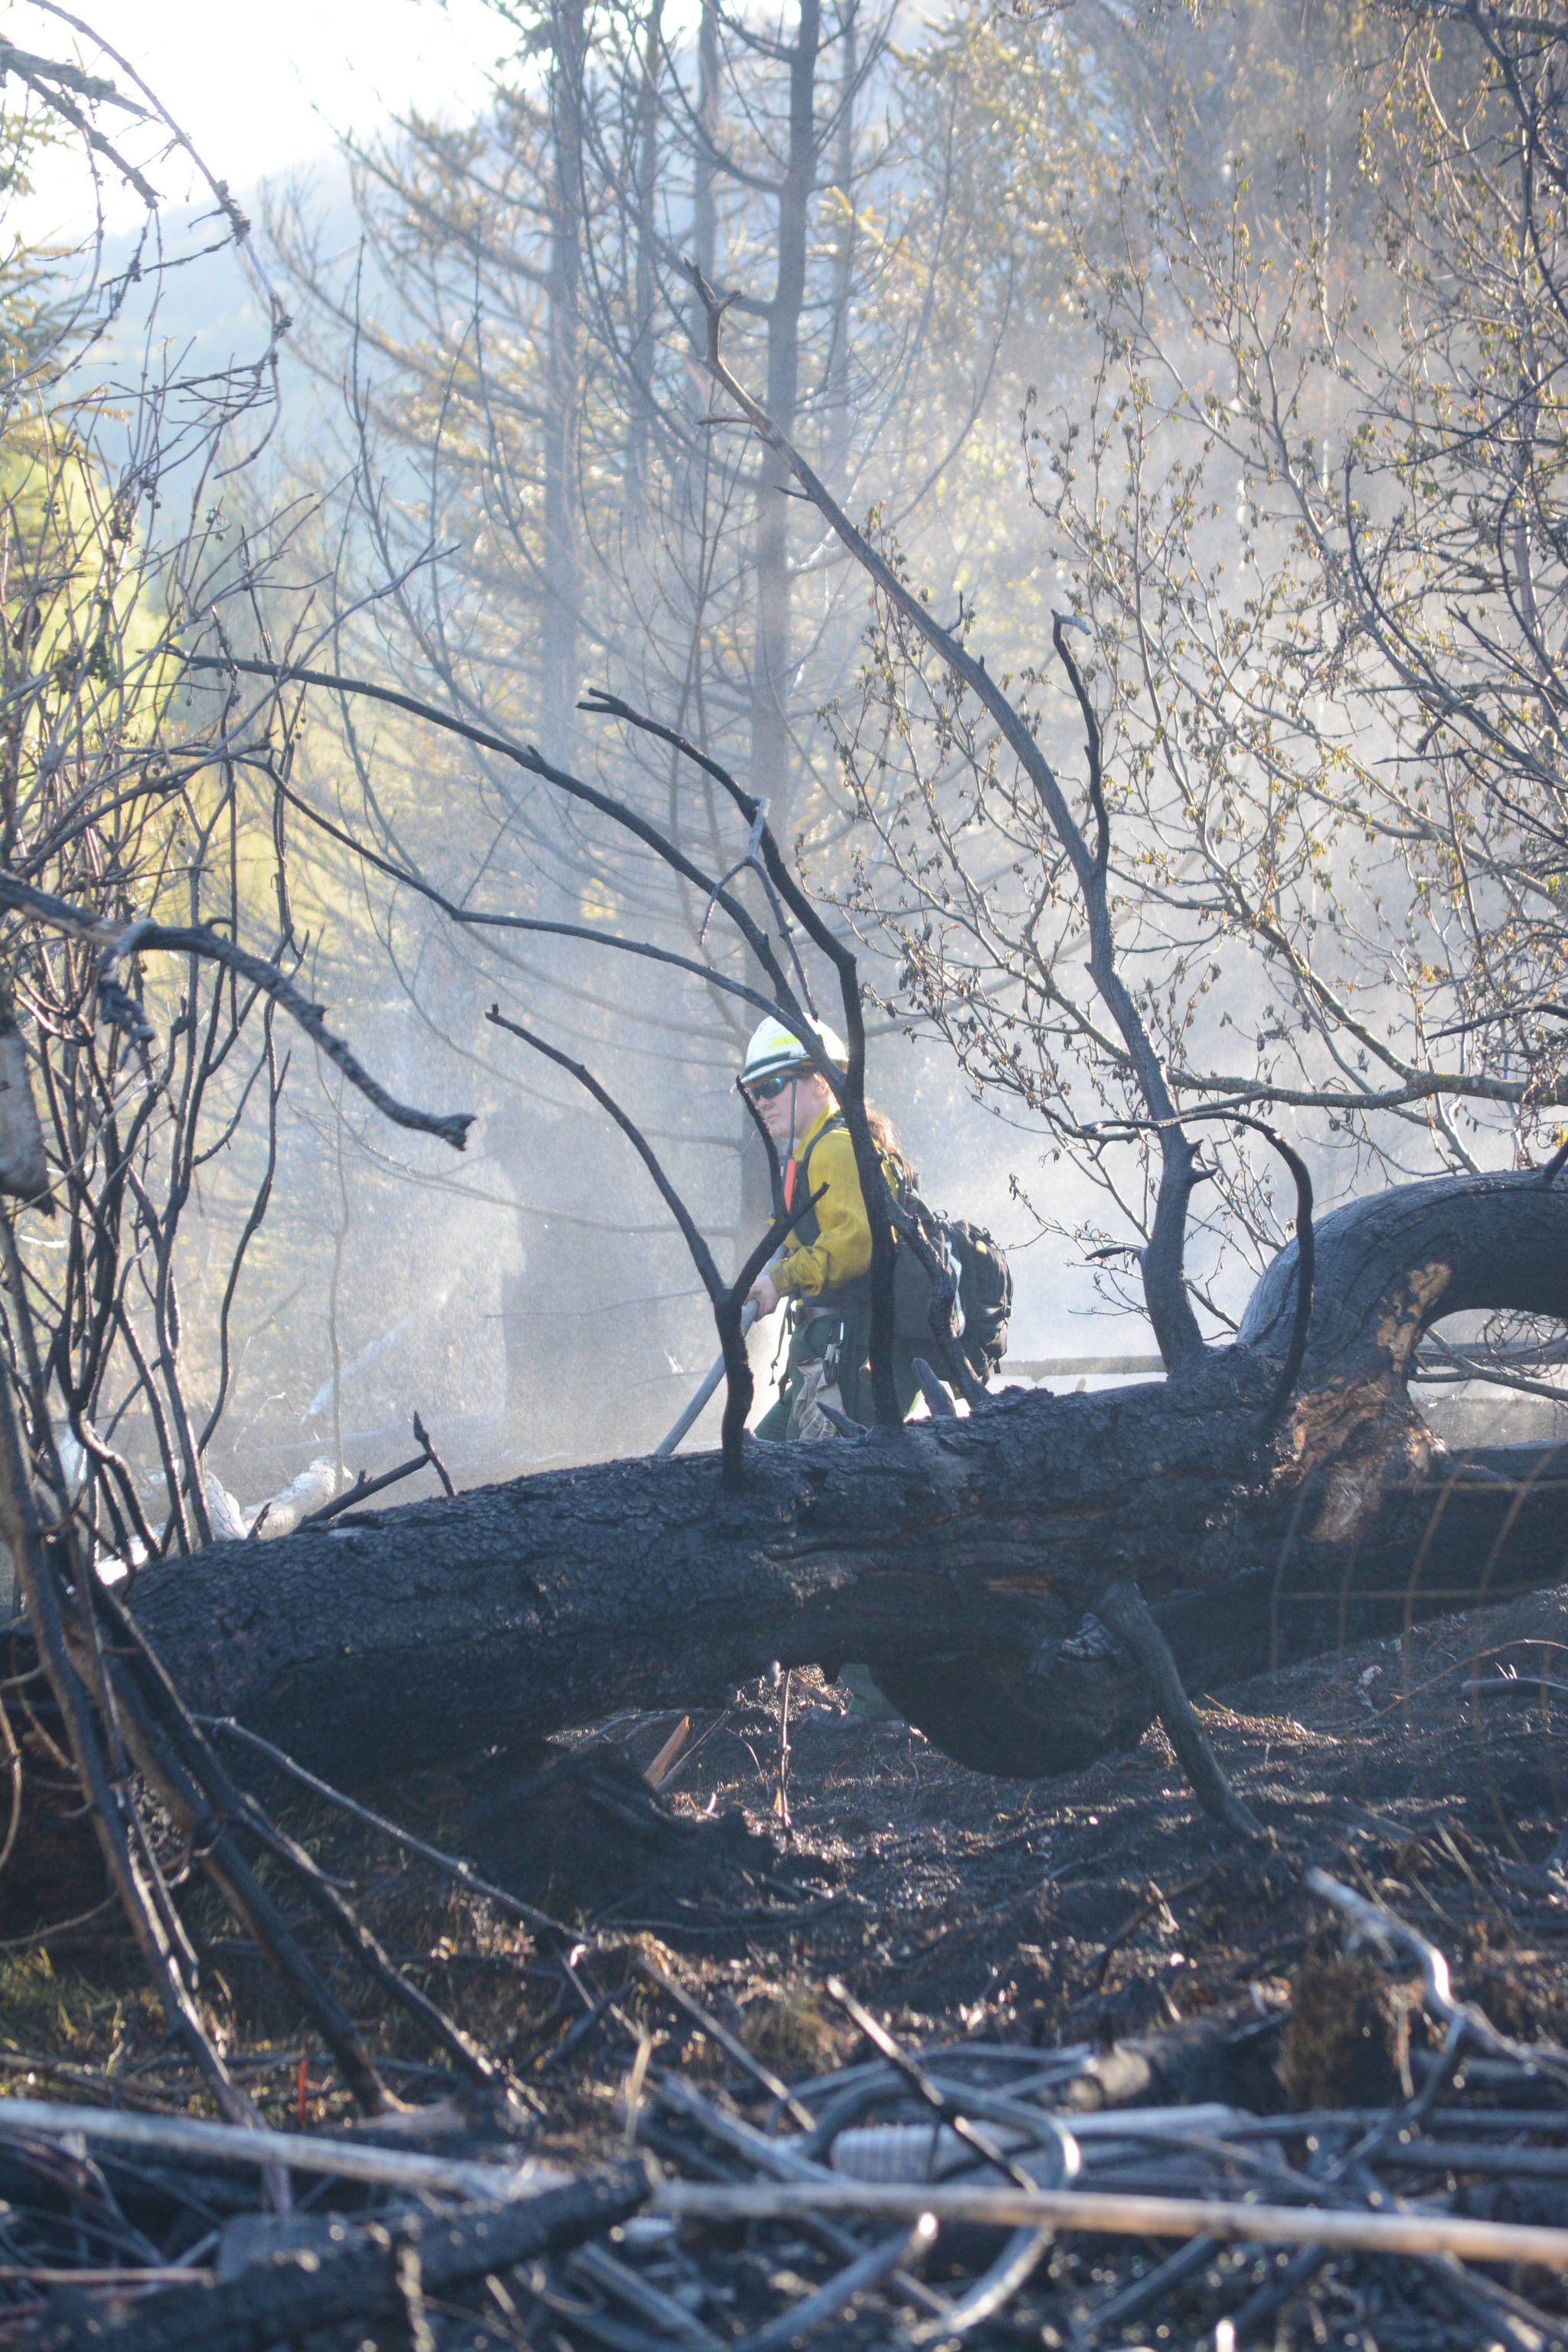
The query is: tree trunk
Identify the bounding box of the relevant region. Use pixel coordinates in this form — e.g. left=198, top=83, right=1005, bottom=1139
left=131, top=1169, right=1568, bottom=1787
left=625, top=0, right=664, bottom=524
left=541, top=0, right=586, bottom=761
left=750, top=0, right=821, bottom=814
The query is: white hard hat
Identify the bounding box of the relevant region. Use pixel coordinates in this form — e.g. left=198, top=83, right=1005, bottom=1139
left=740, top=1015, right=848, bottom=1087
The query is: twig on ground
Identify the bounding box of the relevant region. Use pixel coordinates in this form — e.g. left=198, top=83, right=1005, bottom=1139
left=0, top=2097, right=560, bottom=2200
left=1308, top=1867, right=1568, bottom=2086
left=651, top=2177, right=1568, bottom=2269
left=76, top=2160, right=655, bottom=2352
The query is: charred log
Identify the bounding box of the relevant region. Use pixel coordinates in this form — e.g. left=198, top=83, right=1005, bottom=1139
left=128, top=1169, right=1568, bottom=1785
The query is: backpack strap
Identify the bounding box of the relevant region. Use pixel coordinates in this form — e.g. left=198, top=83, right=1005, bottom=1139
left=795, top=1111, right=847, bottom=1194
left=782, top=1113, right=847, bottom=1245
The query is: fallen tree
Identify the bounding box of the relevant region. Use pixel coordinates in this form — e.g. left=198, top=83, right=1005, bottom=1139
left=132, top=1163, right=1568, bottom=1785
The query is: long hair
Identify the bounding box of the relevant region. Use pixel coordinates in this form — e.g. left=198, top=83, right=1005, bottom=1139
left=866, top=1104, right=916, bottom=1196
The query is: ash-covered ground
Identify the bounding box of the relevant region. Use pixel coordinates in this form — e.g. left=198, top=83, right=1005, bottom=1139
left=5, top=1583, right=1568, bottom=2350
left=489, top=1576, right=1568, bottom=2092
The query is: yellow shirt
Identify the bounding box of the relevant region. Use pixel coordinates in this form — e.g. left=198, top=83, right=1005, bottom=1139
left=773, top=1106, right=873, bottom=1300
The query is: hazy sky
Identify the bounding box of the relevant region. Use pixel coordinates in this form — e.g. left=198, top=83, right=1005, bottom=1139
left=21, top=0, right=501, bottom=230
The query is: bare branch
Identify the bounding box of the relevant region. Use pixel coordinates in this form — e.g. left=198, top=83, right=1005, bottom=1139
left=0, top=874, right=472, bottom=1150
left=686, top=266, right=1206, bottom=1370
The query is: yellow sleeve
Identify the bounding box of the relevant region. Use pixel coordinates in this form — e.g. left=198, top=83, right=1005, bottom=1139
left=775, top=1127, right=873, bottom=1298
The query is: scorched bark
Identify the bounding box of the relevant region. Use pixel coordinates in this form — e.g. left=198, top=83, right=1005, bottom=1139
left=130, top=1168, right=1568, bottom=1783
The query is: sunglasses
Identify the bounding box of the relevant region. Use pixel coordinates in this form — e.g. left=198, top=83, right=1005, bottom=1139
left=746, top=1071, right=802, bottom=1102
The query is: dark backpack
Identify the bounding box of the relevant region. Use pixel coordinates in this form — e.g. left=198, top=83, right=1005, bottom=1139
left=946, top=1217, right=1013, bottom=1380
left=888, top=1177, right=1013, bottom=1383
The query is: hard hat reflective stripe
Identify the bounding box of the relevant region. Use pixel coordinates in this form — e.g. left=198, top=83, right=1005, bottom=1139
left=740, top=1014, right=849, bottom=1086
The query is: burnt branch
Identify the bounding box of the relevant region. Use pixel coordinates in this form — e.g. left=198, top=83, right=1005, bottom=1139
left=911, top=1357, right=958, bottom=1418
left=181, top=654, right=851, bottom=1152
left=1086, top=1107, right=1316, bottom=1436
left=1096, top=1579, right=1266, bottom=1844
left=258, top=763, right=803, bottom=1032
left=181, top=656, right=806, bottom=994
left=1050, top=612, right=1109, bottom=877
left=486, top=1004, right=824, bottom=1485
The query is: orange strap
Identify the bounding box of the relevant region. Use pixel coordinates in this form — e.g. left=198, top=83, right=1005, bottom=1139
left=782, top=1158, right=797, bottom=1212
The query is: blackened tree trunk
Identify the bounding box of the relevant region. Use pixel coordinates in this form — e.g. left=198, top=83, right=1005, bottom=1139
left=131, top=1168, right=1568, bottom=1788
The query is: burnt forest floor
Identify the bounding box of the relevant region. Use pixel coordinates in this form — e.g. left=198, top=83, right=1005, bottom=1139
left=8, top=1579, right=1568, bottom=2135
left=6, top=1584, right=1568, bottom=2350
left=508, top=1576, right=1568, bottom=2138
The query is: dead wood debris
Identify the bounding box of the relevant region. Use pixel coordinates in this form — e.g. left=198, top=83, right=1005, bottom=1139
left=7, top=1849, right=1568, bottom=2351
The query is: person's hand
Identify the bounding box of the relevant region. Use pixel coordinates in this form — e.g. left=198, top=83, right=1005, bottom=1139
left=749, top=1272, right=781, bottom=1316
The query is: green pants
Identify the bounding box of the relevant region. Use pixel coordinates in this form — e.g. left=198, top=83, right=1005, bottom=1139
left=754, top=1304, right=921, bottom=1442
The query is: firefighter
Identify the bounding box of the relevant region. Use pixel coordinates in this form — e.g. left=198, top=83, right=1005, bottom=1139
left=740, top=1016, right=920, bottom=1442
left=741, top=1020, right=917, bottom=1724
